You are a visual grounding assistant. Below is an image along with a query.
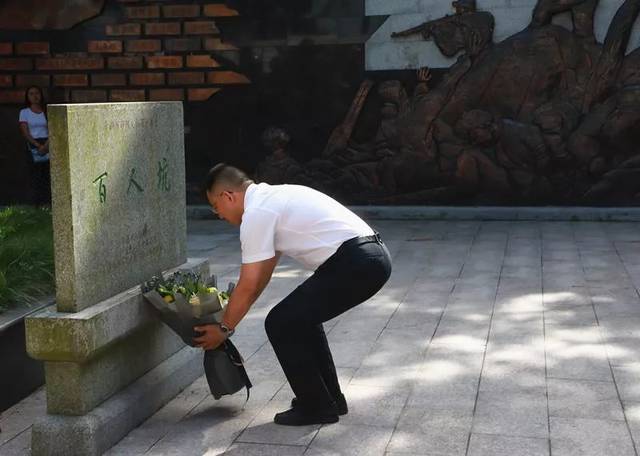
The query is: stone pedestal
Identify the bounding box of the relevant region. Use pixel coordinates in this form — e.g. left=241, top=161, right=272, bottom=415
left=26, top=258, right=209, bottom=455
left=25, top=101, right=201, bottom=455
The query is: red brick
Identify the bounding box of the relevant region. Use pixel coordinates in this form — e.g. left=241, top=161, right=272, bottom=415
left=164, top=38, right=201, bottom=52
left=0, top=90, right=25, bottom=104
left=53, top=74, right=89, bottom=87
left=130, top=72, right=165, bottom=86
left=0, top=75, right=12, bottom=87
left=0, top=43, right=12, bottom=55
left=184, top=21, right=219, bottom=35
left=15, top=74, right=50, bottom=87
left=125, top=5, right=160, bottom=19
left=163, top=5, right=200, bottom=18
left=146, top=55, right=182, bottom=69
left=149, top=88, right=183, bottom=101
left=186, top=55, right=219, bottom=68
left=15, top=42, right=49, bottom=55
left=108, top=56, right=143, bottom=69
left=88, top=40, right=123, bottom=54
left=188, top=87, right=220, bottom=101
left=203, top=38, right=237, bottom=51
left=207, top=71, right=250, bottom=84
left=168, top=71, right=204, bottom=85
left=71, top=90, right=107, bottom=103
left=145, top=22, right=181, bottom=35
left=0, top=58, right=32, bottom=71
left=125, top=39, right=161, bottom=53
left=106, top=23, right=141, bottom=36
left=110, top=89, right=146, bottom=102
left=36, top=57, right=103, bottom=71
left=91, top=73, right=126, bottom=86
left=203, top=4, right=239, bottom=17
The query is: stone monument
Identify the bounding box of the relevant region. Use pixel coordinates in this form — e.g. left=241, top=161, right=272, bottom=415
left=25, top=102, right=208, bottom=455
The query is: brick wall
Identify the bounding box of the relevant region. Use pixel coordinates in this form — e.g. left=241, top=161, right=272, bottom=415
left=0, top=1, right=249, bottom=105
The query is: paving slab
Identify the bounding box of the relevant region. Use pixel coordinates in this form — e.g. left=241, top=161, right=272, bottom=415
left=4, top=219, right=640, bottom=455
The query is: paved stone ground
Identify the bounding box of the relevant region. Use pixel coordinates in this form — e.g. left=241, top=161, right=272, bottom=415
left=4, top=219, right=640, bottom=455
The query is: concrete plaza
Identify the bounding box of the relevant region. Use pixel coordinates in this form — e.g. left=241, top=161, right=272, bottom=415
left=3, top=218, right=640, bottom=455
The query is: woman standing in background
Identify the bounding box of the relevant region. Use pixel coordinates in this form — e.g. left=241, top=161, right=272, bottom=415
left=19, top=86, right=50, bottom=206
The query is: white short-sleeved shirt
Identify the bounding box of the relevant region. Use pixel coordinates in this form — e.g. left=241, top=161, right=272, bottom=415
left=19, top=108, right=48, bottom=139
left=240, top=183, right=375, bottom=270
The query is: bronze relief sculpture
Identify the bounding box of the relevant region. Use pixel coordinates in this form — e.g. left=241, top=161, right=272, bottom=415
left=256, top=0, right=640, bottom=205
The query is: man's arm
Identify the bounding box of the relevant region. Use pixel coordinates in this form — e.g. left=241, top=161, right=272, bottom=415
left=193, top=254, right=280, bottom=350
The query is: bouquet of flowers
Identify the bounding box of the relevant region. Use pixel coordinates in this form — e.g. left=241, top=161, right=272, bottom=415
left=141, top=271, right=251, bottom=400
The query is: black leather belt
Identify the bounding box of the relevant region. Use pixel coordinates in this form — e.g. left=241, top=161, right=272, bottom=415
left=341, top=232, right=383, bottom=250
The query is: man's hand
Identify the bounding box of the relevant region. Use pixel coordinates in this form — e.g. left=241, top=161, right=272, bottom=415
left=193, top=324, right=226, bottom=350
left=417, top=67, right=432, bottom=83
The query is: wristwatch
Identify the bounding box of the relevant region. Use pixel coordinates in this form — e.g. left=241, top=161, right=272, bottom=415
left=218, top=323, right=235, bottom=338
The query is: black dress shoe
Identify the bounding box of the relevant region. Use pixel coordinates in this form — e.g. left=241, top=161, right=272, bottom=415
left=273, top=406, right=339, bottom=426
left=290, top=393, right=348, bottom=416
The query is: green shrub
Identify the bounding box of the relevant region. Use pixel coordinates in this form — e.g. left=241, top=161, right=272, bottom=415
left=0, top=206, right=54, bottom=312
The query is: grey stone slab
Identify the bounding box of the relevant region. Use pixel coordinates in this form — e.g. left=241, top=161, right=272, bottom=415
left=501, top=265, right=542, bottom=281
left=595, top=301, right=640, bottom=320
left=48, top=102, right=186, bottom=312
left=104, top=376, right=212, bottom=455
left=143, top=381, right=287, bottom=455
left=325, top=340, right=375, bottom=368
left=489, top=317, right=544, bottom=344
left=612, top=364, right=640, bottom=402
left=432, top=317, right=491, bottom=347
left=143, top=423, right=238, bottom=456
left=547, top=378, right=625, bottom=421
left=328, top=315, right=390, bottom=343
left=407, top=379, right=479, bottom=412
left=385, top=304, right=442, bottom=330
left=544, top=307, right=598, bottom=326
left=350, top=365, right=419, bottom=389
left=625, top=401, right=640, bottom=450
left=237, top=404, right=320, bottom=446
left=388, top=407, right=472, bottom=455
left=0, top=386, right=45, bottom=445
left=467, top=433, right=549, bottom=456
left=543, top=288, right=591, bottom=308
left=484, top=340, right=545, bottom=364
left=546, top=352, right=613, bottom=382
left=338, top=385, right=408, bottom=427
left=243, top=343, right=287, bottom=382
left=480, top=344, right=546, bottom=393
left=546, top=325, right=613, bottom=382
left=418, top=344, right=485, bottom=385
left=0, top=429, right=31, bottom=456
left=473, top=390, right=549, bottom=438
left=221, top=443, right=306, bottom=455
left=306, top=423, right=394, bottom=456
left=359, top=328, right=428, bottom=369
left=550, top=417, right=636, bottom=456
left=495, top=293, right=543, bottom=314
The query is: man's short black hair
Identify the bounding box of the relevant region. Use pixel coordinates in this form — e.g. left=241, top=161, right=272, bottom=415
left=204, top=163, right=253, bottom=193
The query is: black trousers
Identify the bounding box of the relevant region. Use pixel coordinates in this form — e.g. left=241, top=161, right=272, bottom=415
left=265, top=234, right=392, bottom=411
left=29, top=138, right=51, bottom=206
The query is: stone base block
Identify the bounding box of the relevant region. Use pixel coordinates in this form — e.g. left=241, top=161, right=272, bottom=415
left=32, top=345, right=202, bottom=456
left=44, top=321, right=184, bottom=415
